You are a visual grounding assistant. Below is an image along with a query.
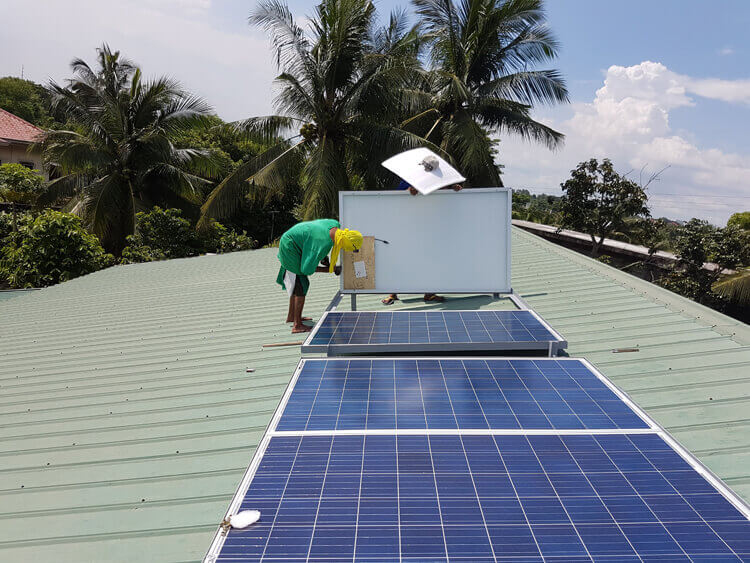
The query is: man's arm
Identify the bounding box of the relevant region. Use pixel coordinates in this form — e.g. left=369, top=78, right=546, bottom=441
left=317, top=256, right=341, bottom=274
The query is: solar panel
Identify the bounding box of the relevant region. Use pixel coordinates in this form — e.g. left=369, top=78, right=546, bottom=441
left=301, top=311, right=567, bottom=355
left=275, top=358, right=651, bottom=432
left=211, top=433, right=750, bottom=562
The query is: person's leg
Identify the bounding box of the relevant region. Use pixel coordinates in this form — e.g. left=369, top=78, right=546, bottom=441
left=291, top=295, right=312, bottom=333
left=291, top=276, right=313, bottom=333
left=424, top=293, right=445, bottom=302
left=286, top=295, right=295, bottom=323
left=287, top=295, right=312, bottom=323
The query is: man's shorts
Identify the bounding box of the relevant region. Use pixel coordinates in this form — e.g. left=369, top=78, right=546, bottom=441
left=276, top=267, right=310, bottom=296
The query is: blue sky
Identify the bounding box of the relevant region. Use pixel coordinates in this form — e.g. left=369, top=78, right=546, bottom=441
left=1, top=0, right=748, bottom=223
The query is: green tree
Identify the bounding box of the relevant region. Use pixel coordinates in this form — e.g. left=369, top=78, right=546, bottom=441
left=0, top=210, right=113, bottom=288
left=173, top=114, right=267, bottom=166
left=0, top=163, right=46, bottom=231
left=199, top=0, right=422, bottom=226
left=727, top=211, right=750, bottom=231
left=661, top=219, right=750, bottom=309
left=0, top=77, right=53, bottom=127
left=404, top=0, right=568, bottom=185
left=38, top=45, right=219, bottom=254
left=559, top=158, right=650, bottom=256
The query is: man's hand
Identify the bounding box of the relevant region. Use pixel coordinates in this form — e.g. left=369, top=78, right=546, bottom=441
left=452, top=183, right=463, bottom=191
left=408, top=186, right=419, bottom=196
left=334, top=265, right=341, bottom=276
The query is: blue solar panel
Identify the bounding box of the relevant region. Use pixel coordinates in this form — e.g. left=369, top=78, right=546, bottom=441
left=215, top=433, right=750, bottom=562
left=275, top=359, right=650, bottom=431
left=302, top=311, right=566, bottom=354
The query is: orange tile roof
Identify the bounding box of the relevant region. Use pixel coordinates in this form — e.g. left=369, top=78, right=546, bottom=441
left=0, top=108, right=43, bottom=143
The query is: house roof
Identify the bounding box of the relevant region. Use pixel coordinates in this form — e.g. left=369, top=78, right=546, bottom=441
left=1, top=227, right=748, bottom=561
left=0, top=108, right=43, bottom=143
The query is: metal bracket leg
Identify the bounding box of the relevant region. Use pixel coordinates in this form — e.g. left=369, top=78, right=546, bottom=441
left=350, top=294, right=357, bottom=311
left=325, top=291, right=343, bottom=312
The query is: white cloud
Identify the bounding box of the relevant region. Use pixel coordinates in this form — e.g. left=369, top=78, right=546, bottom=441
left=687, top=77, right=750, bottom=105
left=718, top=46, right=735, bottom=56
left=500, top=61, right=750, bottom=225
left=0, top=0, right=276, bottom=121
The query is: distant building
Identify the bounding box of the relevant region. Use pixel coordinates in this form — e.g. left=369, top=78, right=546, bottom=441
left=0, top=108, right=46, bottom=177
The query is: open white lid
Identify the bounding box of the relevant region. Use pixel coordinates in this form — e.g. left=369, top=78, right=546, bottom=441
left=381, top=148, right=466, bottom=194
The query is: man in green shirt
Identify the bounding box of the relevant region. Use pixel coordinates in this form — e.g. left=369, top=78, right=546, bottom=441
left=276, top=219, right=363, bottom=333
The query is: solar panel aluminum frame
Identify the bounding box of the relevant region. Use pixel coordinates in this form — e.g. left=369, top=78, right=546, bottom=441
left=325, top=288, right=531, bottom=314
left=300, top=309, right=568, bottom=356
left=203, top=356, right=750, bottom=562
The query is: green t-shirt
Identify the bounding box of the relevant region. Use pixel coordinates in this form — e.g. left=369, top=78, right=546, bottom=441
left=277, top=219, right=340, bottom=276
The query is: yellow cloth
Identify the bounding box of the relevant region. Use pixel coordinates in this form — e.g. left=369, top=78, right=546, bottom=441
left=329, top=228, right=363, bottom=272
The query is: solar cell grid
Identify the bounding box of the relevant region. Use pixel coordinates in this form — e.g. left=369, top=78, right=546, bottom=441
left=276, top=359, right=650, bottom=432
left=216, top=433, right=750, bottom=562
left=302, top=310, right=566, bottom=354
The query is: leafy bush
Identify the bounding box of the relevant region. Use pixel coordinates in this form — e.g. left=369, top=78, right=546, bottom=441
left=197, top=220, right=256, bottom=254
left=0, top=163, right=46, bottom=204
left=215, top=229, right=255, bottom=253
left=0, top=210, right=113, bottom=288
left=0, top=212, right=13, bottom=245
left=120, top=206, right=255, bottom=263
left=121, top=207, right=196, bottom=263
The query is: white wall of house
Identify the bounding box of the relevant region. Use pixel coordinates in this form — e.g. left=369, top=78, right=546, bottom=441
left=0, top=143, right=47, bottom=178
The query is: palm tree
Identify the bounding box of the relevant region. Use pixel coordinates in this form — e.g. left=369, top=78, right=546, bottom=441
left=39, top=45, right=218, bottom=254
left=405, top=0, right=569, bottom=185
left=199, top=0, right=423, bottom=227
left=713, top=269, right=750, bottom=307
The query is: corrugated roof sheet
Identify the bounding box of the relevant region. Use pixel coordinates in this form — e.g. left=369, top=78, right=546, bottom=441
left=1, top=227, right=748, bottom=562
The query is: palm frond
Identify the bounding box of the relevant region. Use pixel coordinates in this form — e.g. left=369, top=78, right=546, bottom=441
left=477, top=69, right=568, bottom=106
left=35, top=174, right=83, bottom=208
left=299, top=134, right=348, bottom=219
left=251, top=0, right=313, bottom=75
left=80, top=174, right=135, bottom=254
left=713, top=269, right=750, bottom=305
left=198, top=140, right=302, bottom=229
left=475, top=97, right=564, bottom=149
left=232, top=115, right=302, bottom=143
left=442, top=111, right=502, bottom=185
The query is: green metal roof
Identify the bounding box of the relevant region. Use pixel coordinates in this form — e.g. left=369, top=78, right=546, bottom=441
left=1, top=227, right=748, bottom=562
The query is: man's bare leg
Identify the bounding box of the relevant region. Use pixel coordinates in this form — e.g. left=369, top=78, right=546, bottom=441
left=291, top=296, right=312, bottom=333
left=286, top=295, right=295, bottom=323
left=286, top=296, right=312, bottom=323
